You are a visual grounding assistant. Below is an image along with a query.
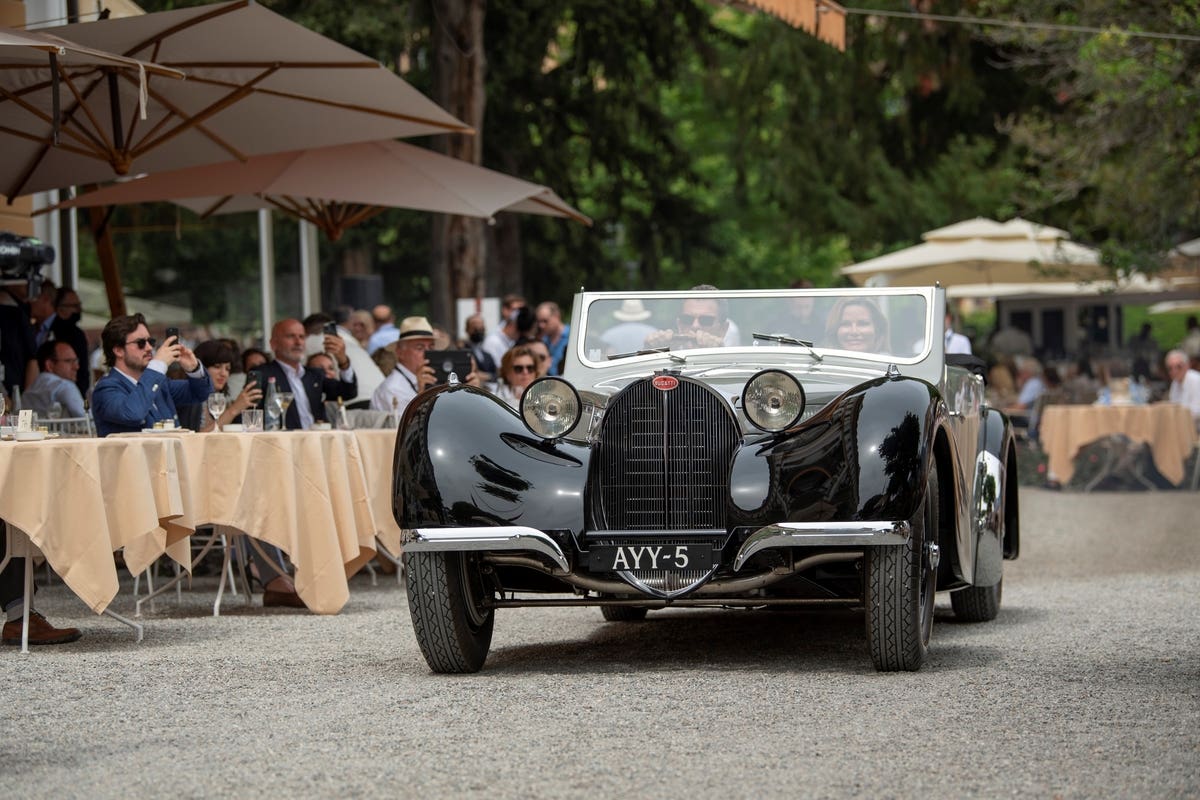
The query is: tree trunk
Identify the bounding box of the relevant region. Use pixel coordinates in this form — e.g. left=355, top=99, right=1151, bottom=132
left=429, top=0, right=487, bottom=330
left=87, top=206, right=127, bottom=318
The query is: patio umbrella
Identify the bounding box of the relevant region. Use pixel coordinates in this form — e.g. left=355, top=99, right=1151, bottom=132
left=47, top=139, right=591, bottom=240
left=841, top=217, right=1107, bottom=289
left=3, top=0, right=469, bottom=199
left=0, top=25, right=184, bottom=166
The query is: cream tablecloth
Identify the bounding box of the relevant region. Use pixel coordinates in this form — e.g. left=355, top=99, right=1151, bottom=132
left=1039, top=403, right=1197, bottom=485
left=351, top=428, right=402, bottom=556
left=0, top=437, right=194, bottom=613
left=115, top=430, right=380, bottom=614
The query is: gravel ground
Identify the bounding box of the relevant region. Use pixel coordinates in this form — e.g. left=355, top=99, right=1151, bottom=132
left=3, top=487, right=1198, bottom=799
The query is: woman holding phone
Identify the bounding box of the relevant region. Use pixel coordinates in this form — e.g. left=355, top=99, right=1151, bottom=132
left=182, top=340, right=263, bottom=431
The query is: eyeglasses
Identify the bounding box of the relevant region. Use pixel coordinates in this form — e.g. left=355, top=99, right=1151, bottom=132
left=678, top=314, right=718, bottom=327
left=510, top=363, right=536, bottom=374
left=124, top=337, right=157, bottom=349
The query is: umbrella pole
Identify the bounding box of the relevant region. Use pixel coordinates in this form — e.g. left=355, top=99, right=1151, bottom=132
left=87, top=205, right=127, bottom=318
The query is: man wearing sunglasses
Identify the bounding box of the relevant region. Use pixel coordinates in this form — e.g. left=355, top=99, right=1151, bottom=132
left=91, top=313, right=213, bottom=437
left=645, top=285, right=738, bottom=350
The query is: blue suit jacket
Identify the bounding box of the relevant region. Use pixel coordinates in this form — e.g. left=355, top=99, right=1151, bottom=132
left=91, top=366, right=213, bottom=437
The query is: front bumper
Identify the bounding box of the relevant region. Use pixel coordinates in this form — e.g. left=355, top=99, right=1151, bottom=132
left=402, top=520, right=911, bottom=573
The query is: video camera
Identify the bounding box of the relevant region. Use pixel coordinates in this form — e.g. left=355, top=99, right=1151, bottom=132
left=0, top=230, right=54, bottom=294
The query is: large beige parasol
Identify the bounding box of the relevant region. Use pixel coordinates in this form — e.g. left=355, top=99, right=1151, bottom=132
left=841, top=217, right=1107, bottom=289
left=47, top=139, right=591, bottom=240
left=0, top=24, right=184, bottom=170
left=3, top=0, right=469, bottom=199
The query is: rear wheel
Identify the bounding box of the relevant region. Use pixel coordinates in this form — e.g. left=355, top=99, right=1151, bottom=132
left=951, top=579, right=1002, bottom=622
left=866, top=467, right=939, bottom=671
left=405, top=551, right=494, bottom=673
left=600, top=603, right=649, bottom=622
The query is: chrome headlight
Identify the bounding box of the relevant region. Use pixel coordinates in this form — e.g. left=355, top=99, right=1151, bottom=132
left=743, top=369, right=805, bottom=432
left=520, top=377, right=582, bottom=439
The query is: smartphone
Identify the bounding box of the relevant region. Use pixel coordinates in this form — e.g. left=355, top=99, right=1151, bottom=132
left=426, top=349, right=472, bottom=385
left=165, top=326, right=180, bottom=343
left=245, top=367, right=264, bottom=403
left=323, top=321, right=337, bottom=336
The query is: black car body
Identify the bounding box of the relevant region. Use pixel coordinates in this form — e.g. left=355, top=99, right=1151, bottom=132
left=395, top=287, right=1019, bottom=672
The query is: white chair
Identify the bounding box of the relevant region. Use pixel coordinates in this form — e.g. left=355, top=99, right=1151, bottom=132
left=343, top=408, right=395, bottom=429
left=41, top=415, right=96, bottom=438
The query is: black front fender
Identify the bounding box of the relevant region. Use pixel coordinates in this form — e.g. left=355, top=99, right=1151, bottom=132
left=729, top=375, right=942, bottom=527
left=393, top=385, right=590, bottom=533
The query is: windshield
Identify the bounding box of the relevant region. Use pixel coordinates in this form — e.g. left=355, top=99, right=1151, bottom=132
left=579, top=290, right=933, bottom=363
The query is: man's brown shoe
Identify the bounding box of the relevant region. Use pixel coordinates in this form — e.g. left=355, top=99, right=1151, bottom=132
left=2, top=611, right=82, bottom=646
left=262, top=589, right=307, bottom=609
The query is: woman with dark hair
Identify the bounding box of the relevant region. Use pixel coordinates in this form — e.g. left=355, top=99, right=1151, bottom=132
left=180, top=339, right=262, bottom=431
left=824, top=297, right=890, bottom=354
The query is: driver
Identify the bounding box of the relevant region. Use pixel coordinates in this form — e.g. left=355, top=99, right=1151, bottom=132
left=644, top=287, right=733, bottom=349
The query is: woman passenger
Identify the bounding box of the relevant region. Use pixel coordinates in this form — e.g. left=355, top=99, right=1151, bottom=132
left=495, top=345, right=538, bottom=409
left=825, top=298, right=890, bottom=354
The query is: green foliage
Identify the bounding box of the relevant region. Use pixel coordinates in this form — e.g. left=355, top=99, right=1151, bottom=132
left=91, top=0, right=1197, bottom=339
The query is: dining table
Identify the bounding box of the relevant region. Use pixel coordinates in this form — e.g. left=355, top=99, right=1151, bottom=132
left=113, top=428, right=383, bottom=615
left=1038, top=402, right=1198, bottom=487
left=350, top=428, right=403, bottom=557
left=0, top=435, right=195, bottom=616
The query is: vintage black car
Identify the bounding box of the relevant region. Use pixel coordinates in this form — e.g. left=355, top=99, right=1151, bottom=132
left=395, top=287, right=1019, bottom=673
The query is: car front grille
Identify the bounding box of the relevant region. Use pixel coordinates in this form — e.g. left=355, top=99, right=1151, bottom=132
left=591, top=376, right=740, bottom=532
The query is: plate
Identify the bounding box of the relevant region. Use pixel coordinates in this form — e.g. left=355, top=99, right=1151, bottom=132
left=311, top=423, right=332, bottom=431
left=15, top=430, right=47, bottom=441
left=140, top=428, right=192, bottom=434
left=222, top=424, right=244, bottom=432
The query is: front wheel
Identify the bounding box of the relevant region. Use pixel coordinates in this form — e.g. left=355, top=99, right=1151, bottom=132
left=865, top=467, right=939, bottom=671
left=405, top=551, right=494, bottom=673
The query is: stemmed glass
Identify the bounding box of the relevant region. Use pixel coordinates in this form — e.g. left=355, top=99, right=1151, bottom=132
left=206, top=392, right=228, bottom=431
left=274, top=391, right=294, bottom=431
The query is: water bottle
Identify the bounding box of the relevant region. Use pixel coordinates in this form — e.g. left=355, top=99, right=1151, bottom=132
left=264, top=376, right=280, bottom=430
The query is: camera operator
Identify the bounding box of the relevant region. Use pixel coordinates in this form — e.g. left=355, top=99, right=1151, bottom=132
left=0, top=232, right=55, bottom=398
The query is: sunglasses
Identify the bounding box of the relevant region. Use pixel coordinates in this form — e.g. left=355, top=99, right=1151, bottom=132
left=678, top=313, right=718, bottom=327
left=124, top=337, right=157, bottom=349
left=510, top=363, right=536, bottom=374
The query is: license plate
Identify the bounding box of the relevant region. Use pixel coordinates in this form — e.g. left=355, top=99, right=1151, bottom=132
left=588, top=544, right=712, bottom=572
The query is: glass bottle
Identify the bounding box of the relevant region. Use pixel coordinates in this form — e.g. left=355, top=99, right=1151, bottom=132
left=264, top=376, right=280, bottom=430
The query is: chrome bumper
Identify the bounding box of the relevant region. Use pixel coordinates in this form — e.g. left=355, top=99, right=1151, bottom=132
left=407, top=519, right=909, bottom=574
left=404, top=527, right=569, bottom=571
left=732, top=520, right=910, bottom=570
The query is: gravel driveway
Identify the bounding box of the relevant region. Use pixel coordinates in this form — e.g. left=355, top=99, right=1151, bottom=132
left=4, top=487, right=1197, bottom=798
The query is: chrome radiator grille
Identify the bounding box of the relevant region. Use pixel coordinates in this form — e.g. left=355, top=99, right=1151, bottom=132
left=592, top=377, right=739, bottom=531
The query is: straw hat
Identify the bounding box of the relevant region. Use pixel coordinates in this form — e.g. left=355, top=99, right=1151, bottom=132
left=613, top=298, right=651, bottom=322
left=397, top=316, right=436, bottom=340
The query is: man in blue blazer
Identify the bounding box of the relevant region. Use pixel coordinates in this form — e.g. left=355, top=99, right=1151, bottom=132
left=91, top=313, right=213, bottom=437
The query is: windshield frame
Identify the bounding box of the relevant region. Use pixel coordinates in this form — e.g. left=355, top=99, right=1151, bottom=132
left=573, top=287, right=939, bottom=370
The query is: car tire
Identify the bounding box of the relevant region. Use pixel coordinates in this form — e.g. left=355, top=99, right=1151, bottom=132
left=600, top=603, right=649, bottom=622
left=866, top=466, right=939, bottom=671
left=405, top=551, right=494, bottom=673
left=951, top=579, right=1002, bottom=622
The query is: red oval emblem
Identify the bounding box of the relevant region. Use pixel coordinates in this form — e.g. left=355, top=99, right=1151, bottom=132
left=652, top=375, right=679, bottom=391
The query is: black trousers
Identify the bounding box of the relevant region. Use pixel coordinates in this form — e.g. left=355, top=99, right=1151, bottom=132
left=0, top=521, right=30, bottom=611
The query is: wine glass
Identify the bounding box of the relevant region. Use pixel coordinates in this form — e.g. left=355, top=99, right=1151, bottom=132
left=274, top=391, right=294, bottom=431
left=206, top=392, right=228, bottom=431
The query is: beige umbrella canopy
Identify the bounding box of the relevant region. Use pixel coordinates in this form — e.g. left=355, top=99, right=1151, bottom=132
left=0, top=25, right=184, bottom=167
left=48, top=139, right=591, bottom=240
left=842, top=217, right=1107, bottom=288
left=3, top=0, right=469, bottom=199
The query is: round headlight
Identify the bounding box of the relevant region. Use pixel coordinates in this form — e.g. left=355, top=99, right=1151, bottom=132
left=520, top=377, right=582, bottom=439
left=743, top=369, right=805, bottom=432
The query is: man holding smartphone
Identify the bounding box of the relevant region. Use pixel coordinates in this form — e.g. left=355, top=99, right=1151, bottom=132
left=371, top=316, right=438, bottom=417
left=91, top=313, right=213, bottom=437
left=258, top=318, right=357, bottom=430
